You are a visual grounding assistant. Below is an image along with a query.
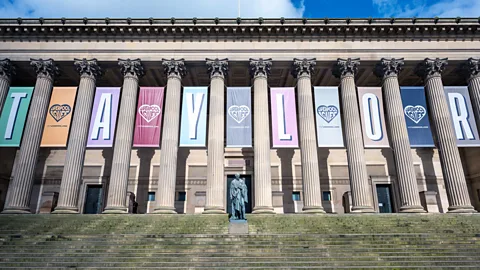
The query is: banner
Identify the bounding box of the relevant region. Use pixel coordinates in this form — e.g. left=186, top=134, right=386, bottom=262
left=226, top=87, right=252, bottom=147
left=314, top=87, right=344, bottom=147
left=0, top=87, right=34, bottom=147
left=270, top=87, right=298, bottom=148
left=40, top=87, right=77, bottom=147
left=444, top=86, right=480, bottom=147
left=400, top=87, right=435, bottom=147
left=133, top=87, right=165, bottom=147
left=179, top=87, right=208, bottom=147
left=87, top=87, right=120, bottom=148
left=357, top=87, right=390, bottom=148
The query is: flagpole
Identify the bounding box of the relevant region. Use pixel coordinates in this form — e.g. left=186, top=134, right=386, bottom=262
left=238, top=0, right=241, bottom=17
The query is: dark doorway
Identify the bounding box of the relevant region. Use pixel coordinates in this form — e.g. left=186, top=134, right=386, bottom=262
left=226, top=175, right=252, bottom=215
left=84, top=185, right=103, bottom=214
left=376, top=184, right=394, bottom=213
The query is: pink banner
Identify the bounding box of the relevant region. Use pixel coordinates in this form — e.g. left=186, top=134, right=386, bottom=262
left=270, top=87, right=298, bottom=148
left=133, top=87, right=165, bottom=147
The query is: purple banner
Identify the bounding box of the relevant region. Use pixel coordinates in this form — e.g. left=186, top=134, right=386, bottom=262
left=87, top=87, right=120, bottom=148
left=270, top=87, right=298, bottom=148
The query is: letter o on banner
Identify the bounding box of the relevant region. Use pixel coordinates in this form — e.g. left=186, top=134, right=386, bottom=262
left=362, top=93, right=383, bottom=141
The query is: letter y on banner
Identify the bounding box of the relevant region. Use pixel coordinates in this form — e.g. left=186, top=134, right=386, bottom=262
left=180, top=86, right=208, bottom=147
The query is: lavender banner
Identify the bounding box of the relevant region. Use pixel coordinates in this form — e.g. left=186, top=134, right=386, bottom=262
left=87, top=87, right=120, bottom=148
left=270, top=87, right=298, bottom=148
left=226, top=87, right=252, bottom=147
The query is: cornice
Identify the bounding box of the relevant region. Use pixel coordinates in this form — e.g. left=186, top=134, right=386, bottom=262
left=0, top=17, right=479, bottom=41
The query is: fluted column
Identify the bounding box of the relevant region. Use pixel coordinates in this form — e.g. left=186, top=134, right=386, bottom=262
left=2, top=58, right=59, bottom=214
left=464, top=58, right=480, bottom=131
left=374, top=58, right=425, bottom=213
left=415, top=58, right=475, bottom=213
left=250, top=58, right=275, bottom=214
left=0, top=59, right=15, bottom=113
left=103, top=59, right=145, bottom=214
left=154, top=59, right=186, bottom=214
left=203, top=58, right=228, bottom=214
left=53, top=59, right=102, bottom=214
left=333, top=58, right=375, bottom=213
left=292, top=58, right=325, bottom=214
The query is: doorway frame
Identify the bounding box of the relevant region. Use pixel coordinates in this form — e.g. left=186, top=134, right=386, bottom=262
left=371, top=176, right=399, bottom=213
left=78, top=163, right=108, bottom=214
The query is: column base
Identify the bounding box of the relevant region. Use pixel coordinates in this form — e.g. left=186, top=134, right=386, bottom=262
left=399, top=205, right=426, bottom=213
left=302, top=206, right=326, bottom=214
left=203, top=206, right=226, bottom=214
left=1, top=207, right=31, bottom=214
left=52, top=206, right=79, bottom=214
left=152, top=206, right=177, bottom=214
left=447, top=205, right=477, bottom=213
left=252, top=206, right=275, bottom=214
left=103, top=206, right=128, bottom=214
left=351, top=206, right=376, bottom=213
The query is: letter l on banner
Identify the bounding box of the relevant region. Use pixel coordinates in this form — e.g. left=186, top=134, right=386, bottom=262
left=270, top=87, right=298, bottom=148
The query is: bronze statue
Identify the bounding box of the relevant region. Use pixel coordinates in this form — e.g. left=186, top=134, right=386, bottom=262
left=230, top=173, right=248, bottom=220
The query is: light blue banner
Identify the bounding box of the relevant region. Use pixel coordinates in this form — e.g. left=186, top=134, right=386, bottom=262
left=180, top=86, right=208, bottom=147
left=444, top=86, right=480, bottom=147
left=400, top=87, right=434, bottom=147
left=314, top=87, right=344, bottom=147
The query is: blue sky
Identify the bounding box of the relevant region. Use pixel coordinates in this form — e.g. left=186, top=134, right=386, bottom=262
left=0, top=0, right=479, bottom=18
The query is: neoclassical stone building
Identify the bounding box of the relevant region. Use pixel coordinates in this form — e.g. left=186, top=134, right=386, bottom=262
left=0, top=17, right=479, bottom=215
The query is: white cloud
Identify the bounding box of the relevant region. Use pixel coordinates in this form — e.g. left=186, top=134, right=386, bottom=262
left=372, top=0, right=480, bottom=18
left=0, top=0, right=305, bottom=18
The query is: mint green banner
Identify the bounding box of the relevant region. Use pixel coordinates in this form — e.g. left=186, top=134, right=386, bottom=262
left=0, top=87, right=34, bottom=147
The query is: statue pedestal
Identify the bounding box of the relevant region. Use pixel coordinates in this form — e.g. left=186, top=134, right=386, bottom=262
left=229, top=220, right=248, bottom=234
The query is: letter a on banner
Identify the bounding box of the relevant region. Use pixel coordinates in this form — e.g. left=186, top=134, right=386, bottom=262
left=314, top=87, right=344, bottom=147
left=226, top=87, right=252, bottom=147
left=357, top=87, right=390, bottom=148
left=87, top=87, right=120, bottom=147
left=180, top=86, right=208, bottom=147
left=0, top=87, right=34, bottom=147
left=133, top=87, right=165, bottom=147
left=41, top=87, right=78, bottom=147
left=400, top=87, right=434, bottom=147
left=444, top=86, right=480, bottom=147
left=270, top=87, right=298, bottom=148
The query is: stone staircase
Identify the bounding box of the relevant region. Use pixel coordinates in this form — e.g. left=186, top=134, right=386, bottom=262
left=0, top=214, right=479, bottom=269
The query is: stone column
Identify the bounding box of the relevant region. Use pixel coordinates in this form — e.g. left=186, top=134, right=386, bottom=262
left=464, top=58, right=480, bottom=129
left=53, top=59, right=102, bottom=214
left=415, top=58, right=475, bottom=213
left=2, top=58, right=59, bottom=214
left=291, top=58, right=325, bottom=214
left=203, top=58, right=228, bottom=214
left=154, top=59, right=186, bottom=214
left=0, top=59, right=15, bottom=113
left=374, top=58, right=425, bottom=213
left=103, top=59, right=145, bottom=214
left=249, top=58, right=275, bottom=214
left=332, top=58, right=375, bottom=213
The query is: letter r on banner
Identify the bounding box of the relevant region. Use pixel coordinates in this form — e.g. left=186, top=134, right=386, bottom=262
left=362, top=93, right=383, bottom=141
left=91, top=93, right=112, bottom=140
left=448, top=92, right=474, bottom=140
left=4, top=92, right=27, bottom=140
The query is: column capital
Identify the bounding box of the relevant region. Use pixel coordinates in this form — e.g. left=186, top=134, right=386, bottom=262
left=30, top=58, right=59, bottom=80
left=249, top=58, right=272, bottom=79
left=374, top=58, right=404, bottom=79
left=162, top=58, right=186, bottom=79
left=415, top=58, right=448, bottom=80
left=118, top=58, right=145, bottom=78
left=206, top=58, right=228, bottom=79
left=74, top=58, right=103, bottom=79
left=333, top=58, right=360, bottom=78
left=0, top=58, right=15, bottom=81
left=291, top=58, right=316, bottom=79
left=461, top=58, right=480, bottom=80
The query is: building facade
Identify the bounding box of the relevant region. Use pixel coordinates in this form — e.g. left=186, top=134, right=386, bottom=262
left=0, top=17, right=479, bottom=215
